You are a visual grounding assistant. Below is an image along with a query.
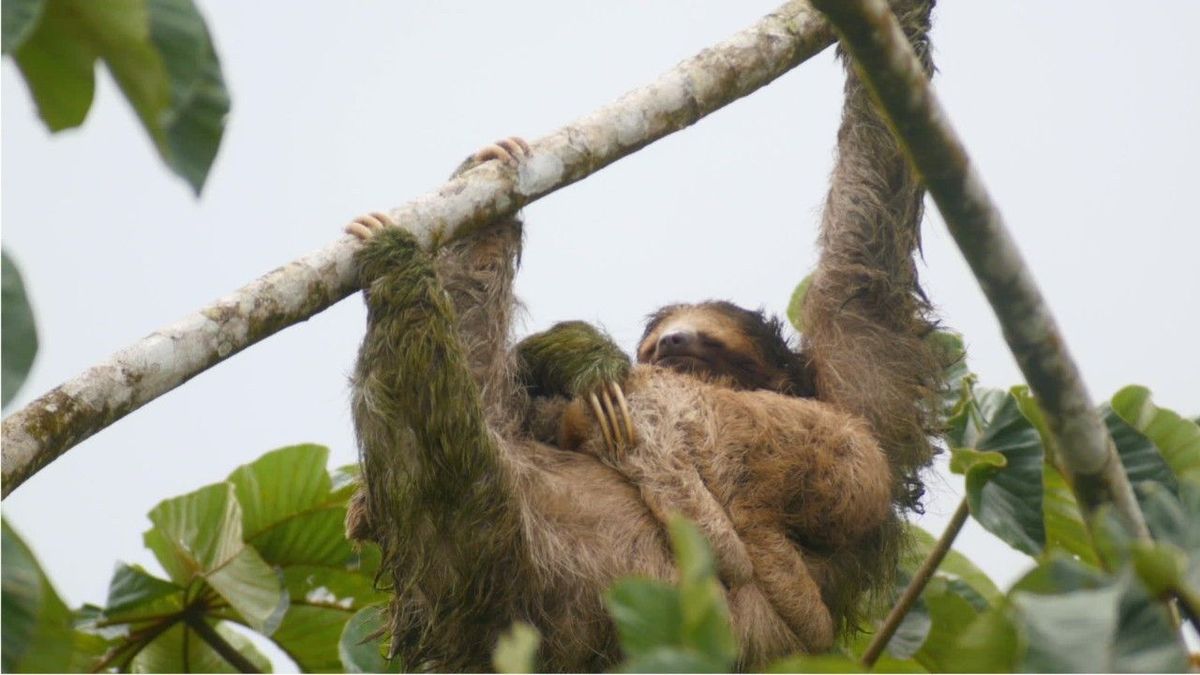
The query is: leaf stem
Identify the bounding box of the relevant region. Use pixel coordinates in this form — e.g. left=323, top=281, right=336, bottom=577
left=185, top=614, right=260, bottom=674
left=861, top=498, right=970, bottom=668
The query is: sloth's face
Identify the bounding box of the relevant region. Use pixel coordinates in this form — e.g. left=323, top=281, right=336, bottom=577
left=637, top=303, right=793, bottom=392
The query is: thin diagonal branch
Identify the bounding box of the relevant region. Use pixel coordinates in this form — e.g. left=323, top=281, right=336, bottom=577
left=1, top=1, right=835, bottom=497
left=809, top=0, right=1150, bottom=540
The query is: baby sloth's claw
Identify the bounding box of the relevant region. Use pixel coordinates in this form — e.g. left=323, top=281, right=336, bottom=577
left=345, top=211, right=396, bottom=240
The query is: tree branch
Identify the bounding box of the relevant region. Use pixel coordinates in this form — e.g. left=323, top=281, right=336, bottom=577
left=1, top=2, right=835, bottom=498
left=809, top=0, right=1150, bottom=540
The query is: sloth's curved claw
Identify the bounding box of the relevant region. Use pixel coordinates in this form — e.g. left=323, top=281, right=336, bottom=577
left=453, top=136, right=532, bottom=177
left=598, top=388, right=623, bottom=458
left=609, top=380, right=637, bottom=449
left=345, top=211, right=397, bottom=240
left=589, top=392, right=618, bottom=455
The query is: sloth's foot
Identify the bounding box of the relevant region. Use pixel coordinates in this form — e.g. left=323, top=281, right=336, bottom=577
left=452, top=136, right=531, bottom=177
left=345, top=211, right=397, bottom=240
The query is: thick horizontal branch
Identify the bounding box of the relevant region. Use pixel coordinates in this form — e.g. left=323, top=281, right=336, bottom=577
left=1, top=2, right=835, bottom=498
left=810, top=0, right=1150, bottom=538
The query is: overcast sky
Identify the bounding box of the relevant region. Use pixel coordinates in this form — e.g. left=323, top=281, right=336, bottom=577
left=3, top=1, right=1198, bottom=669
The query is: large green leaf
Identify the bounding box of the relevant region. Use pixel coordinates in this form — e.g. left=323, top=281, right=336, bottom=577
left=1, top=249, right=39, bottom=408
left=227, top=444, right=353, bottom=568
left=144, top=482, right=288, bottom=634
left=223, top=444, right=383, bottom=671
left=1111, top=385, right=1200, bottom=481
left=1, top=518, right=76, bottom=672
left=8, top=0, right=228, bottom=193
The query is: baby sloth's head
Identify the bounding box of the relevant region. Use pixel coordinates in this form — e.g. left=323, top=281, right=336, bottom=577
left=637, top=301, right=813, bottom=396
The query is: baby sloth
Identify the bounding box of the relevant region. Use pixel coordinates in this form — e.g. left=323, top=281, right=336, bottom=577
left=522, top=302, right=893, bottom=651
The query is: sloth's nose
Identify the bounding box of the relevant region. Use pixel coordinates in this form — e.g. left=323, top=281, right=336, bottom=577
left=657, top=330, right=696, bottom=354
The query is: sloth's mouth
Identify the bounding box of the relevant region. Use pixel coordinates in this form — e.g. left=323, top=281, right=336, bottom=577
left=654, top=354, right=711, bottom=373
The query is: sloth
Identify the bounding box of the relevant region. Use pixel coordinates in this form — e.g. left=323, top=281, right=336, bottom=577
left=521, top=301, right=892, bottom=651
left=345, top=1, right=939, bottom=669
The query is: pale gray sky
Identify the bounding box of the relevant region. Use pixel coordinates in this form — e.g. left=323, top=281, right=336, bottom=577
left=3, top=2, right=1198, bottom=669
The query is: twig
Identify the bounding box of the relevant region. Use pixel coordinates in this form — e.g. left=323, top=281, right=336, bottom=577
left=861, top=498, right=969, bottom=669
left=0, top=2, right=835, bottom=497
left=808, top=0, right=1150, bottom=540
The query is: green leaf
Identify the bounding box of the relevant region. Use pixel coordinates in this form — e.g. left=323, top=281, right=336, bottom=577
left=103, top=563, right=184, bottom=622
left=227, top=444, right=353, bottom=568
left=668, top=517, right=737, bottom=668
left=338, top=605, right=401, bottom=674
left=10, top=0, right=228, bottom=192
left=1013, top=389, right=1101, bottom=566
left=1, top=518, right=77, bottom=673
left=131, top=620, right=274, bottom=673
left=1012, top=584, right=1122, bottom=673
left=1111, top=385, right=1200, bottom=481
left=939, top=604, right=1019, bottom=673
left=1, top=0, right=44, bottom=54
left=946, top=447, right=1005, bottom=476
left=1, top=249, right=39, bottom=408
left=1111, top=568, right=1189, bottom=672
left=1103, top=403, right=1179, bottom=498
left=9, top=0, right=95, bottom=129
left=606, top=578, right=683, bottom=659
left=958, top=387, right=1046, bottom=557
left=909, top=577, right=988, bottom=672
left=992, top=556, right=1187, bottom=673
left=272, top=566, right=387, bottom=672
left=223, top=444, right=381, bottom=670
left=785, top=274, right=812, bottom=333
left=493, top=622, right=541, bottom=674
left=144, top=482, right=288, bottom=634
left=606, top=519, right=735, bottom=673
left=145, top=0, right=230, bottom=193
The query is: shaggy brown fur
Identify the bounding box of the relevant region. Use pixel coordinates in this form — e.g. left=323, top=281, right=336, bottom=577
left=549, top=359, right=892, bottom=654
left=348, top=209, right=812, bottom=670
left=347, top=0, right=939, bottom=666
left=534, top=0, right=941, bottom=646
